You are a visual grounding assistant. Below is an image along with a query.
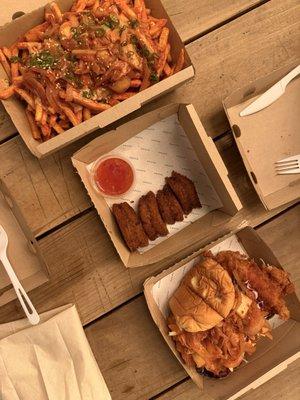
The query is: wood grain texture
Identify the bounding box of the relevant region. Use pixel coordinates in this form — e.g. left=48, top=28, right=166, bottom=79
left=84, top=206, right=300, bottom=400
left=153, top=0, right=300, bottom=138
left=0, top=0, right=266, bottom=142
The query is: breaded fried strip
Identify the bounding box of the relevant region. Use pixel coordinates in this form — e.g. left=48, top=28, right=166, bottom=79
left=112, top=202, right=148, bottom=252
left=156, top=185, right=183, bottom=224
left=166, top=171, right=201, bottom=214
left=138, top=191, right=168, bottom=240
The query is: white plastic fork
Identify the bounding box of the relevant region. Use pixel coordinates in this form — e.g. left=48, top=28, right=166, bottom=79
left=275, top=154, right=300, bottom=175
left=0, top=225, right=40, bottom=325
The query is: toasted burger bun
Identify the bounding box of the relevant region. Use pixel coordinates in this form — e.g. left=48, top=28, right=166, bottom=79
left=169, top=258, right=235, bottom=332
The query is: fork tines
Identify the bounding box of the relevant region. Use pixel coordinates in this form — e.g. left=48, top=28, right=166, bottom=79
left=275, top=156, right=300, bottom=175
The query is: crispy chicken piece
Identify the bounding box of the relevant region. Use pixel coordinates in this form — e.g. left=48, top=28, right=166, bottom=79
left=156, top=185, right=184, bottom=224
left=138, top=191, right=168, bottom=240
left=112, top=202, right=148, bottom=252
left=166, top=171, right=201, bottom=215
left=209, top=251, right=294, bottom=320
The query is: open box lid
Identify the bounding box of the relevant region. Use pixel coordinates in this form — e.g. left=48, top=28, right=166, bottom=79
left=72, top=103, right=242, bottom=268
left=223, top=60, right=300, bottom=210
left=0, top=179, right=49, bottom=306
left=0, top=0, right=194, bottom=158
left=144, top=226, right=300, bottom=400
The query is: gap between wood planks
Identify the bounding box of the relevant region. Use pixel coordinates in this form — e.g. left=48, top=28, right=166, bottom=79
left=184, top=0, right=271, bottom=45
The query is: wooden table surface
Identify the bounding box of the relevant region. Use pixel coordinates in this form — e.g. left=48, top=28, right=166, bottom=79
left=0, top=0, right=300, bottom=399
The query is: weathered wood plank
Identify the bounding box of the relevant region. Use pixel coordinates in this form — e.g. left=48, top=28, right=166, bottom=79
left=84, top=207, right=300, bottom=400
left=0, top=0, right=266, bottom=142
left=0, top=134, right=298, bottom=325
left=0, top=0, right=299, bottom=236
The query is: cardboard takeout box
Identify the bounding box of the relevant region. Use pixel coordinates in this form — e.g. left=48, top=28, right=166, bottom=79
left=0, top=0, right=194, bottom=158
left=0, top=180, right=49, bottom=306
left=72, top=103, right=242, bottom=268
left=144, top=226, right=300, bottom=400
left=223, top=60, right=300, bottom=210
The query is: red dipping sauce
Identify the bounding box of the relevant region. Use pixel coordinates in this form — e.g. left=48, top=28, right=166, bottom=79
left=93, top=156, right=135, bottom=196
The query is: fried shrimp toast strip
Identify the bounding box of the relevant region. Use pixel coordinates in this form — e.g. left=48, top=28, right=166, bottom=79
left=166, top=171, right=201, bottom=214
left=138, top=191, right=168, bottom=240
left=112, top=202, right=148, bottom=251
left=156, top=185, right=183, bottom=224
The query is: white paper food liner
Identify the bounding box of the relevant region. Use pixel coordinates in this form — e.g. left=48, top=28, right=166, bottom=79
left=88, top=114, right=223, bottom=253
left=152, top=234, right=283, bottom=329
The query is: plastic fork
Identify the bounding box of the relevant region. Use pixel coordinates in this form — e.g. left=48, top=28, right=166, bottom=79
left=0, top=225, right=40, bottom=325
left=275, top=154, right=300, bottom=175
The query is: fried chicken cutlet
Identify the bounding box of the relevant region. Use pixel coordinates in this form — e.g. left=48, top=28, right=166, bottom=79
left=156, top=185, right=184, bottom=224
left=112, top=203, right=148, bottom=252
left=138, top=191, right=169, bottom=240
left=166, top=171, right=201, bottom=215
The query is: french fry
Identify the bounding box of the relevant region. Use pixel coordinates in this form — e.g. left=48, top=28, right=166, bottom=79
left=174, top=49, right=185, bottom=74
left=14, top=87, right=35, bottom=108
left=115, top=0, right=137, bottom=20
left=65, top=84, right=74, bottom=102
left=34, top=96, right=43, bottom=122
left=25, top=108, right=41, bottom=140
left=0, top=49, right=11, bottom=79
left=49, top=114, right=57, bottom=126
left=157, top=43, right=170, bottom=77
left=2, top=47, right=11, bottom=59
left=60, top=103, right=78, bottom=126
left=24, top=22, right=49, bottom=41
left=72, top=0, right=87, bottom=12
left=10, top=48, right=19, bottom=80
left=0, top=84, right=15, bottom=99
left=41, top=110, right=48, bottom=126
left=140, top=61, right=150, bottom=91
left=163, top=62, right=173, bottom=77
left=72, top=91, right=111, bottom=111
left=50, top=2, right=63, bottom=23
left=41, top=124, right=51, bottom=138
left=92, top=0, right=100, bottom=12
left=83, top=107, right=91, bottom=120
left=75, top=108, right=83, bottom=123
left=130, top=79, right=142, bottom=88
left=53, top=123, right=64, bottom=134
left=112, top=92, right=136, bottom=100
left=158, top=27, right=169, bottom=51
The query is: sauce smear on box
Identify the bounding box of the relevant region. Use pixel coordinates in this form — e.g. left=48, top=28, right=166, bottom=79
left=94, top=157, right=134, bottom=196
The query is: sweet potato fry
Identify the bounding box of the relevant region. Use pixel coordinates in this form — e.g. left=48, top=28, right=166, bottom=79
left=0, top=49, right=11, bottom=79
left=25, top=108, right=41, bottom=140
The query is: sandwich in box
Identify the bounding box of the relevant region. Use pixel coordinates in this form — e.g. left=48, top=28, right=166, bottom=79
left=144, top=226, right=300, bottom=400
left=0, top=0, right=194, bottom=158
left=72, top=103, right=242, bottom=268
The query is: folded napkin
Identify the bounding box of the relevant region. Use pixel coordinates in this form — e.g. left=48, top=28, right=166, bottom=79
left=0, top=304, right=111, bottom=400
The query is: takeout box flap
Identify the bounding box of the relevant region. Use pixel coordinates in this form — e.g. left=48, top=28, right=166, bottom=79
left=223, top=59, right=300, bottom=210
left=0, top=179, right=49, bottom=306
left=0, top=0, right=194, bottom=158
left=72, top=103, right=242, bottom=268
left=144, top=226, right=300, bottom=399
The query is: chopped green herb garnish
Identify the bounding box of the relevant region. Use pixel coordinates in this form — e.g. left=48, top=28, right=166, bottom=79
left=29, top=51, right=58, bottom=69
left=129, top=19, right=139, bottom=29
left=95, top=27, right=106, bottom=37
left=150, top=72, right=159, bottom=83
left=82, top=90, right=92, bottom=99
left=104, top=14, right=119, bottom=29
left=9, top=56, right=20, bottom=63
